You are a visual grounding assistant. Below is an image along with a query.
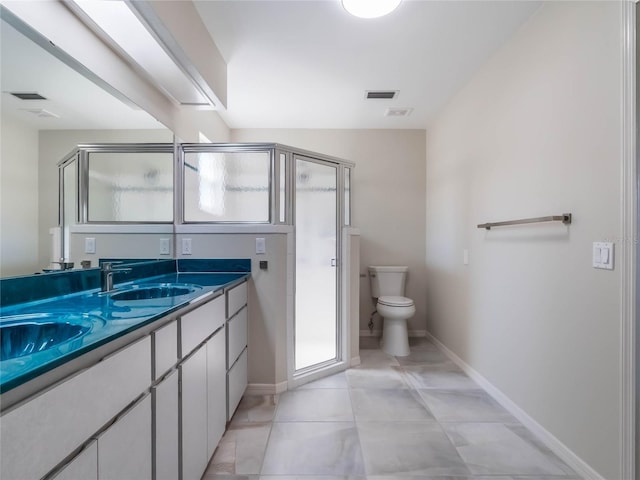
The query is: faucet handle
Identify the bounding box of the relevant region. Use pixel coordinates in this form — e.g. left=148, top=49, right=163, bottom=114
left=101, top=261, right=131, bottom=272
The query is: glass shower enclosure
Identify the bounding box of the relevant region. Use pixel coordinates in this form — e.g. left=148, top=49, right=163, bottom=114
left=59, top=142, right=354, bottom=380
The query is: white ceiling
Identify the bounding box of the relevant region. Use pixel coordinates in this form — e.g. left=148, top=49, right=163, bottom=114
left=1, top=1, right=542, bottom=133
left=0, top=18, right=164, bottom=131
left=194, top=0, right=542, bottom=129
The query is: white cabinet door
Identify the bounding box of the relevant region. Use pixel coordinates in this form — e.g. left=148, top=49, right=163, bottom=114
left=97, top=394, right=152, bottom=480
left=51, top=441, right=98, bottom=480
left=227, top=348, right=248, bottom=421
left=153, top=370, right=179, bottom=480
left=206, top=328, right=226, bottom=458
left=180, top=346, right=208, bottom=480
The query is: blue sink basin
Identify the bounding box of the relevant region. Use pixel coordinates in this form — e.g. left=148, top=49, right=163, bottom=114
left=110, top=283, right=200, bottom=302
left=0, top=313, right=105, bottom=361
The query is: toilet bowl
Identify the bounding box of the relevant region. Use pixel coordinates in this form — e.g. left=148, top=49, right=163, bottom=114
left=377, top=295, right=415, bottom=356
left=368, top=266, right=415, bottom=357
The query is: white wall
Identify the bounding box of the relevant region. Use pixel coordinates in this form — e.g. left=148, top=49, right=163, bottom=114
left=175, top=232, right=290, bottom=387
left=38, top=129, right=174, bottom=268
left=0, top=114, right=39, bottom=276
left=425, top=2, right=623, bottom=478
left=230, top=129, right=427, bottom=336
left=68, top=231, right=173, bottom=268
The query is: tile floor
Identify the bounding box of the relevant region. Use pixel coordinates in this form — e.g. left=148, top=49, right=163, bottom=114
left=202, top=337, right=581, bottom=480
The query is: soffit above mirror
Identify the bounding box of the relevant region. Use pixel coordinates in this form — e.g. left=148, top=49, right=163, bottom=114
left=0, top=16, right=165, bottom=131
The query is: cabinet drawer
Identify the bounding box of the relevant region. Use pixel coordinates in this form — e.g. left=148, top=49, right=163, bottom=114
left=1, top=336, right=151, bottom=480
left=226, top=281, right=247, bottom=319
left=51, top=441, right=97, bottom=480
left=180, top=295, right=225, bottom=357
left=227, top=348, right=248, bottom=421
left=153, top=320, right=177, bottom=380
left=226, top=306, right=248, bottom=368
left=97, top=394, right=152, bottom=480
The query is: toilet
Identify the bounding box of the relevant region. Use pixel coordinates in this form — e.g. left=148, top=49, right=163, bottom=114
left=368, top=266, right=415, bottom=357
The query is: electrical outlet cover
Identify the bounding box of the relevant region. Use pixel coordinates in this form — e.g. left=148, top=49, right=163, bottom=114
left=159, top=238, right=170, bottom=255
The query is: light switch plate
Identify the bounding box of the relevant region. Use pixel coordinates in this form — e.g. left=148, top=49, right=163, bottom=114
left=85, top=237, right=96, bottom=254
left=255, top=237, right=266, bottom=254
left=159, top=238, right=170, bottom=255
left=182, top=238, right=192, bottom=255
left=593, top=242, right=614, bottom=270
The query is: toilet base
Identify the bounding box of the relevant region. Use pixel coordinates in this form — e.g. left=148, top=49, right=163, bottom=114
left=379, top=316, right=410, bottom=357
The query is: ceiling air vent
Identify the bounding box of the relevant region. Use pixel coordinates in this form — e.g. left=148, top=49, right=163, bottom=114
left=365, top=90, right=398, bottom=100
left=10, top=92, right=47, bottom=100
left=384, top=107, right=413, bottom=117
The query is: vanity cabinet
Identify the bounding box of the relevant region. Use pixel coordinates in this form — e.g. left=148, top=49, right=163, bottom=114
left=152, top=320, right=178, bottom=380
left=226, top=282, right=248, bottom=421
left=152, top=369, right=179, bottom=480
left=0, top=336, right=151, bottom=480
left=180, top=295, right=225, bottom=357
left=51, top=442, right=98, bottom=480
left=1, top=277, right=249, bottom=480
left=152, top=320, right=180, bottom=480
left=180, top=346, right=209, bottom=480
left=50, top=394, right=152, bottom=480
left=96, top=394, right=152, bottom=480
left=207, top=327, right=227, bottom=458
left=178, top=291, right=228, bottom=480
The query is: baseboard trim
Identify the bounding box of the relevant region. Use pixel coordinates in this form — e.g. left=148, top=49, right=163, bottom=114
left=245, top=381, right=288, bottom=396
left=360, top=329, right=382, bottom=337
left=425, top=332, right=605, bottom=480
left=359, top=329, right=427, bottom=337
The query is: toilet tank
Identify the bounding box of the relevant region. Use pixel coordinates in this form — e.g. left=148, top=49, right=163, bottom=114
left=368, top=266, right=408, bottom=298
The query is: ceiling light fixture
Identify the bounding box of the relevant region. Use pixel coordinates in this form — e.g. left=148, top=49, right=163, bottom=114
left=341, top=0, right=402, bottom=19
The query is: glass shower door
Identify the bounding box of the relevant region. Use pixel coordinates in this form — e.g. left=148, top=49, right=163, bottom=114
left=294, top=157, right=338, bottom=371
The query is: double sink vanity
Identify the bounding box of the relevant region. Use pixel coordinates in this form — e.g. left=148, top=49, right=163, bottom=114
left=0, top=259, right=250, bottom=480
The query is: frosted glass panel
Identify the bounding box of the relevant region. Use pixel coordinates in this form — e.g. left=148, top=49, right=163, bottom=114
left=183, top=151, right=270, bottom=222
left=279, top=153, right=286, bottom=223
left=62, top=161, right=76, bottom=259
left=88, top=152, right=173, bottom=222
left=295, top=158, right=337, bottom=371
left=344, top=167, right=351, bottom=226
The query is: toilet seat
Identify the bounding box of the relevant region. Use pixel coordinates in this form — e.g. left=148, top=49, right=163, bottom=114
left=378, top=295, right=414, bottom=307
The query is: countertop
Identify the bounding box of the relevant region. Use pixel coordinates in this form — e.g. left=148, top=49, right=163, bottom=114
left=0, top=269, right=249, bottom=395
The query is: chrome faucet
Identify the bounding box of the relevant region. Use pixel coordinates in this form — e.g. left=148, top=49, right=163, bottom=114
left=100, top=262, right=132, bottom=293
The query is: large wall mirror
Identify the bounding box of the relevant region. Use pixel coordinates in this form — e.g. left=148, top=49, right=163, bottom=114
left=0, top=9, right=173, bottom=278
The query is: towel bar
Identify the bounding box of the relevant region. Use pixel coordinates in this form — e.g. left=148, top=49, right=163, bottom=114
left=477, top=213, right=572, bottom=230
